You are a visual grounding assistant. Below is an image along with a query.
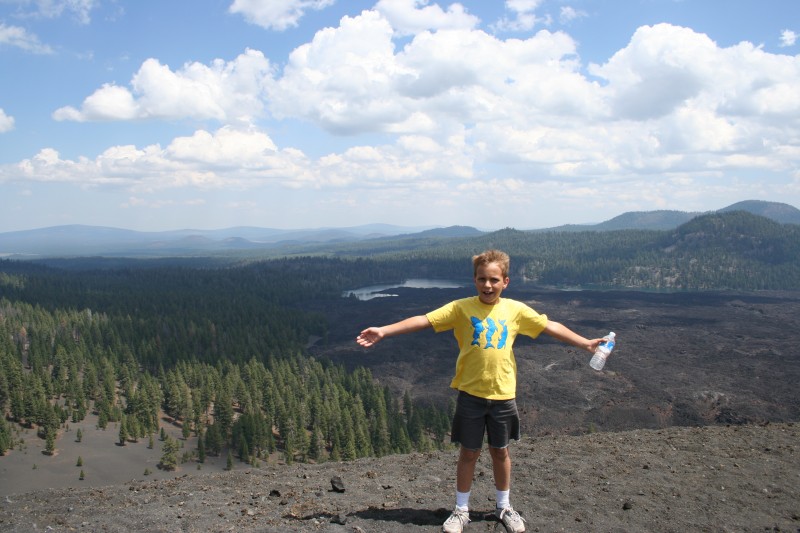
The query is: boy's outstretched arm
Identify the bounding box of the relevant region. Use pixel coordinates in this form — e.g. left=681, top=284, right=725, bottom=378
left=544, top=320, right=605, bottom=353
left=356, top=315, right=432, bottom=347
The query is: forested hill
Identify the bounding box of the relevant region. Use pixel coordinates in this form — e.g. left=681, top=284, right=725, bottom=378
left=518, top=210, right=800, bottom=290
left=274, top=210, right=800, bottom=291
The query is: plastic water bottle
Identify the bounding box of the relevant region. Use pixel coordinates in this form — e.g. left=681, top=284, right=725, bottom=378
left=589, top=332, right=616, bottom=371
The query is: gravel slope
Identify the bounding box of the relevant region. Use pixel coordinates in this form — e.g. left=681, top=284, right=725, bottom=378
left=2, top=423, right=798, bottom=533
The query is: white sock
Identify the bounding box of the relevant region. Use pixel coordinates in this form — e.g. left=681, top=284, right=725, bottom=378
left=456, top=490, right=470, bottom=511
left=496, top=489, right=510, bottom=509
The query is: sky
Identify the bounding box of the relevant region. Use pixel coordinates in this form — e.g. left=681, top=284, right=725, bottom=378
left=0, top=0, right=799, bottom=232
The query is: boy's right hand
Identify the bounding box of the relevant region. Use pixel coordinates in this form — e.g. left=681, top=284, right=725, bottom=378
left=356, top=327, right=383, bottom=347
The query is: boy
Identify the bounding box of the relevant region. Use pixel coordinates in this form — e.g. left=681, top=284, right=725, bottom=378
left=356, top=250, right=605, bottom=533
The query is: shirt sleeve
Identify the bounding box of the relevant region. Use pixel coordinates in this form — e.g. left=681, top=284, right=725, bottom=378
left=425, top=300, right=462, bottom=333
left=518, top=303, right=548, bottom=338
left=425, top=300, right=459, bottom=332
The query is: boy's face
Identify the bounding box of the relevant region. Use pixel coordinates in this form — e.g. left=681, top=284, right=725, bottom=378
left=474, top=262, right=509, bottom=305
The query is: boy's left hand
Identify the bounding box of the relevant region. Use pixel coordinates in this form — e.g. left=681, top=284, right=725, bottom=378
left=587, top=338, right=606, bottom=352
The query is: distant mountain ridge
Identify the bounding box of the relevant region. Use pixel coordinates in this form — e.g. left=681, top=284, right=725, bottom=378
left=0, top=223, right=437, bottom=257
left=0, top=200, right=797, bottom=258
left=718, top=200, right=800, bottom=224
left=541, top=210, right=700, bottom=232
left=540, top=200, right=800, bottom=232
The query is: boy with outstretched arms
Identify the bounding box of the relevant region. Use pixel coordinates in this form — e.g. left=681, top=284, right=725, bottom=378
left=356, top=250, right=606, bottom=533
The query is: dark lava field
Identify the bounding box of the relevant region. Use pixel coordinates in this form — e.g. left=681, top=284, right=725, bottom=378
left=311, top=286, right=800, bottom=437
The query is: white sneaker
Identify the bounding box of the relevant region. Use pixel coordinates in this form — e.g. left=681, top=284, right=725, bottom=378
left=496, top=505, right=526, bottom=532
left=442, top=506, right=470, bottom=533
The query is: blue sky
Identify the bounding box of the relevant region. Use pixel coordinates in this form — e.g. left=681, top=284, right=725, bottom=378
left=1, top=0, right=798, bottom=232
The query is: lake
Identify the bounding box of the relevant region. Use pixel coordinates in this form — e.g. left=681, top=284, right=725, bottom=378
left=343, top=279, right=465, bottom=300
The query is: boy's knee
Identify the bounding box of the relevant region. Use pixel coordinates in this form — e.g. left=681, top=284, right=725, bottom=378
left=488, top=446, right=509, bottom=461
left=459, top=446, right=481, bottom=463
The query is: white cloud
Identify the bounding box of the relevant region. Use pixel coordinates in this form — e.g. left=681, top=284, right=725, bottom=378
left=229, top=0, right=334, bottom=31
left=41, top=0, right=98, bottom=24
left=4, top=0, right=98, bottom=24
left=268, top=10, right=408, bottom=134
left=590, top=24, right=800, bottom=122
left=270, top=9, right=592, bottom=135
left=780, top=29, right=797, bottom=48
left=52, top=7, right=591, bottom=134
left=589, top=24, right=714, bottom=120
left=52, top=83, right=138, bottom=121
left=317, top=132, right=474, bottom=187
left=53, top=49, right=272, bottom=122
left=3, top=127, right=314, bottom=191
left=1, top=123, right=474, bottom=195
left=0, top=22, right=53, bottom=53
left=166, top=126, right=278, bottom=167
left=457, top=22, right=800, bottom=187
left=31, top=15, right=800, bottom=218
left=559, top=6, right=587, bottom=24
left=0, top=108, right=15, bottom=132
left=492, top=0, right=548, bottom=32
left=374, top=0, right=479, bottom=35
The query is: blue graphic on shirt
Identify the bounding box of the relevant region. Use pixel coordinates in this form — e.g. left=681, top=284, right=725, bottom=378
left=470, top=316, right=485, bottom=346
left=470, top=316, right=509, bottom=349
left=485, top=318, right=498, bottom=348
left=498, top=320, right=508, bottom=349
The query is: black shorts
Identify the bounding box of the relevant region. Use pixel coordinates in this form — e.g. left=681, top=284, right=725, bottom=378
left=450, top=390, right=520, bottom=450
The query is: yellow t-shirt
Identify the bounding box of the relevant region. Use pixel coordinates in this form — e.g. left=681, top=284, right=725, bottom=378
left=426, top=296, right=548, bottom=400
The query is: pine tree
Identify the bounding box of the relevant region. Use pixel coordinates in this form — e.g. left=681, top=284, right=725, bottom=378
left=407, top=409, right=424, bottom=447
left=159, top=436, right=179, bottom=471
left=214, top=387, right=234, bottom=439
left=127, top=416, right=140, bottom=443
left=205, top=423, right=223, bottom=456
left=197, top=432, right=206, bottom=463
left=369, top=409, right=391, bottom=457
left=349, top=397, right=371, bottom=458
left=44, top=428, right=56, bottom=456
left=239, top=439, right=249, bottom=463
left=97, top=406, right=109, bottom=430
left=339, top=410, right=357, bottom=461
left=0, top=417, right=11, bottom=455
left=118, top=416, right=128, bottom=446
left=403, top=390, right=413, bottom=422
left=308, top=427, right=324, bottom=463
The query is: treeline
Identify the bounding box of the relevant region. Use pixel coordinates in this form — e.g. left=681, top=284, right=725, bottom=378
left=0, top=260, right=452, bottom=460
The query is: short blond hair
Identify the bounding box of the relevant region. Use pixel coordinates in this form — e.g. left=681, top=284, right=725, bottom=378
left=472, top=249, right=510, bottom=278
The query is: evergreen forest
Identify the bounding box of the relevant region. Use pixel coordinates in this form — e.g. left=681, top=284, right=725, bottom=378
left=0, top=257, right=453, bottom=463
